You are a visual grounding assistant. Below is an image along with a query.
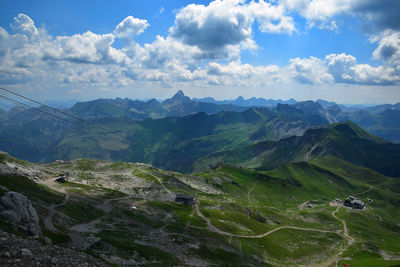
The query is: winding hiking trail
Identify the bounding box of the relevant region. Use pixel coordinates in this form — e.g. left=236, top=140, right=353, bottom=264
left=332, top=207, right=355, bottom=246
left=332, top=184, right=373, bottom=246
left=196, top=187, right=377, bottom=267
left=352, top=185, right=373, bottom=197
left=247, top=181, right=257, bottom=203
left=141, top=170, right=172, bottom=195
left=43, top=193, right=70, bottom=232
left=330, top=184, right=374, bottom=266
left=195, top=200, right=337, bottom=239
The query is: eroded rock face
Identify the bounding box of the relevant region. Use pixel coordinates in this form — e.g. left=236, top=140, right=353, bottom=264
left=0, top=191, right=41, bottom=236
left=0, top=230, right=109, bottom=266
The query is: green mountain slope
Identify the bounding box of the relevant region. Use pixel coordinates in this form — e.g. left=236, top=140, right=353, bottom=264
left=70, top=99, right=136, bottom=119
left=347, top=109, right=400, bottom=143
left=47, top=108, right=278, bottom=170
left=1, top=152, right=399, bottom=266
left=0, top=107, right=308, bottom=173
left=275, top=101, right=329, bottom=126
left=0, top=111, right=70, bottom=162
left=197, top=121, right=400, bottom=177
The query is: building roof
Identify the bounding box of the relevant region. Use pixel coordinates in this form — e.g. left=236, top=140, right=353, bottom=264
left=175, top=194, right=193, bottom=200
left=352, top=199, right=364, bottom=205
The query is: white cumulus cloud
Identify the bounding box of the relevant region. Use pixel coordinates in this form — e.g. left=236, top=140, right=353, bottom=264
left=43, top=31, right=126, bottom=64
left=170, top=0, right=295, bottom=59
left=114, top=16, right=149, bottom=39
left=326, top=53, right=399, bottom=85
left=289, top=57, right=333, bottom=84
left=10, top=13, right=39, bottom=36
left=372, top=30, right=400, bottom=66
left=281, top=0, right=400, bottom=31
left=0, top=11, right=399, bottom=93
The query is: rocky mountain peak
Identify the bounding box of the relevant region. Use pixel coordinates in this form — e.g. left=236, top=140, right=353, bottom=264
left=164, top=90, right=191, bottom=104
left=172, top=90, right=186, bottom=99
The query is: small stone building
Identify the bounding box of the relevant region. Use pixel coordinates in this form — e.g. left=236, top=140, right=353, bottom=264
left=53, top=174, right=67, bottom=183
left=175, top=194, right=194, bottom=206
left=344, top=197, right=365, bottom=209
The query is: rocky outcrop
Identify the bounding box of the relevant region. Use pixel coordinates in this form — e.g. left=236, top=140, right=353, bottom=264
left=0, top=230, right=108, bottom=266
left=0, top=189, right=41, bottom=237
left=0, top=159, right=42, bottom=181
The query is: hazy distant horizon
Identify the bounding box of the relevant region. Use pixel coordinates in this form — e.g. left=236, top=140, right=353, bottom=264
left=26, top=90, right=399, bottom=107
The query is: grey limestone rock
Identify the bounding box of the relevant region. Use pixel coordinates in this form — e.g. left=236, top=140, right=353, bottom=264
left=20, top=248, right=33, bottom=257
left=0, top=191, right=41, bottom=236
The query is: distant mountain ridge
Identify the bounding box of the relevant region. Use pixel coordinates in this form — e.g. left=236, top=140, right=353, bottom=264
left=70, top=90, right=247, bottom=120
left=364, top=103, right=400, bottom=114
left=193, top=95, right=297, bottom=106
left=3, top=90, right=398, bottom=142
left=197, top=121, right=400, bottom=177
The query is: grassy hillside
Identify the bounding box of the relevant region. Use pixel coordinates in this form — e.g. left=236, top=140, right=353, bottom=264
left=0, top=114, right=71, bottom=162
left=1, top=151, right=399, bottom=266
left=198, top=121, right=400, bottom=177
left=27, top=107, right=310, bottom=173
left=348, top=109, right=400, bottom=144
left=193, top=160, right=400, bottom=266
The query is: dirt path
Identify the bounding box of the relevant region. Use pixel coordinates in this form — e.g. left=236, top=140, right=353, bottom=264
left=247, top=181, right=257, bottom=203
left=352, top=185, right=373, bottom=197
left=327, top=206, right=355, bottom=267
left=141, top=170, right=172, bottom=195
left=43, top=193, right=70, bottom=232
left=298, top=200, right=309, bottom=210
left=312, top=185, right=373, bottom=266
left=332, top=207, right=354, bottom=246
left=195, top=200, right=338, bottom=239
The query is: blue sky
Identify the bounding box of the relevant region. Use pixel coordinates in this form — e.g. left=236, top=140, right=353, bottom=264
left=0, top=0, right=399, bottom=104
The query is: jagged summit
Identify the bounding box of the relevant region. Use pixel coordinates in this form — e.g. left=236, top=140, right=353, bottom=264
left=172, top=90, right=186, bottom=99
left=147, top=98, right=159, bottom=105
left=163, top=90, right=191, bottom=106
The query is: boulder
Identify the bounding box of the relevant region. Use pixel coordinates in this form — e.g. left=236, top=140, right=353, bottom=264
left=0, top=191, right=41, bottom=236
left=20, top=248, right=33, bottom=257
left=2, top=251, right=11, bottom=258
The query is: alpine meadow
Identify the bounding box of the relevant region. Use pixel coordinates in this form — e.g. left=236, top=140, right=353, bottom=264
left=0, top=1, right=400, bottom=266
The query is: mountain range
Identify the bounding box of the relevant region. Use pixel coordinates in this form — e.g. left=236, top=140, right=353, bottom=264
left=193, top=95, right=297, bottom=107
left=197, top=121, right=400, bottom=177
left=1, top=91, right=400, bottom=266
left=2, top=90, right=399, bottom=142
left=1, top=91, right=400, bottom=175
left=70, top=90, right=246, bottom=120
